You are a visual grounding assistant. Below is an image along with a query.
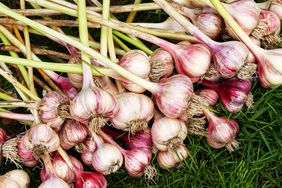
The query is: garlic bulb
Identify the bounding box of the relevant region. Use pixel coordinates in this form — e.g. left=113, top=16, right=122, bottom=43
left=38, top=92, right=70, bottom=130
left=204, top=109, right=240, bottom=152
left=4, top=169, right=30, bottom=188
left=91, top=143, right=123, bottom=175
left=151, top=117, right=187, bottom=151
left=70, top=86, right=119, bottom=133
left=197, top=88, right=219, bottom=106
left=59, top=120, right=88, bottom=150
left=157, top=144, right=189, bottom=169
left=119, top=50, right=151, bottom=93
left=111, top=92, right=154, bottom=134
left=41, top=153, right=83, bottom=183
left=174, top=44, right=211, bottom=80
left=0, top=176, right=21, bottom=188
left=81, top=151, right=94, bottom=166
left=195, top=13, right=223, bottom=39
left=149, top=48, right=174, bottom=82
left=39, top=176, right=70, bottom=188
left=28, top=124, right=60, bottom=158
left=225, top=0, right=260, bottom=39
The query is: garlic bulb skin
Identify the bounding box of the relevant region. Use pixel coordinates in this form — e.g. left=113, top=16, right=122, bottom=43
left=70, top=86, right=119, bottom=132
left=258, top=49, right=282, bottom=88
left=119, top=50, right=151, bottom=93
left=195, top=13, right=223, bottom=39
left=0, top=176, right=21, bottom=188
left=151, top=117, right=187, bottom=151
left=174, top=44, right=211, bottom=79
left=157, top=144, right=189, bottom=169
left=39, top=177, right=70, bottom=188
left=4, top=170, right=30, bottom=188
left=270, top=0, right=282, bottom=20
left=124, top=148, right=153, bottom=177
left=197, top=88, right=219, bottom=106
left=155, top=74, right=194, bottom=120
left=111, top=92, right=154, bottom=133
left=204, top=109, right=240, bottom=152
left=225, top=0, right=260, bottom=39
left=213, top=41, right=249, bottom=78
left=28, top=123, right=60, bottom=155
left=91, top=143, right=123, bottom=175
left=38, top=92, right=70, bottom=130
left=149, top=48, right=174, bottom=82
left=59, top=120, right=88, bottom=150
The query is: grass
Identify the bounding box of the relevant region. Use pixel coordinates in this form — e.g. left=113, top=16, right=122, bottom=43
left=0, top=0, right=282, bottom=187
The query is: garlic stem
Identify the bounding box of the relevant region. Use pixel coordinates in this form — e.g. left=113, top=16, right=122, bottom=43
left=126, top=0, right=142, bottom=23
left=0, top=55, right=116, bottom=76
left=113, top=31, right=153, bottom=55
left=0, top=101, right=36, bottom=108
left=78, top=0, right=93, bottom=89
left=27, top=0, right=197, bottom=42
left=0, top=3, right=161, bottom=17
left=100, top=0, right=109, bottom=57
left=42, top=152, right=56, bottom=175
left=0, top=30, right=29, bottom=87
left=0, top=2, right=159, bottom=93
left=0, top=92, right=19, bottom=101
left=57, top=147, right=75, bottom=170
left=0, top=68, right=40, bottom=101
left=20, top=0, right=36, bottom=96
left=0, top=111, right=34, bottom=121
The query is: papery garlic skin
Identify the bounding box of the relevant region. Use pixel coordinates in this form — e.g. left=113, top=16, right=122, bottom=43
left=174, top=44, right=211, bottom=79
left=74, top=170, right=107, bottom=188
left=70, top=86, right=119, bottom=132
left=124, top=148, right=153, bottom=177
left=81, top=151, right=94, bottom=166
left=254, top=11, right=281, bottom=38
left=28, top=124, right=60, bottom=157
left=119, top=50, right=151, bottom=93
left=4, top=169, right=30, bottom=188
left=149, top=48, right=174, bottom=82
left=68, top=72, right=83, bottom=89
left=201, top=79, right=252, bottom=113
left=91, top=143, right=123, bottom=175
left=270, top=0, right=282, bottom=20
left=225, top=0, right=260, bottom=39
left=17, top=134, right=35, bottom=162
left=38, top=92, right=70, bottom=130
left=0, top=176, right=21, bottom=188
left=196, top=13, right=223, bottom=39
left=151, top=117, right=187, bottom=151
left=155, top=74, right=194, bottom=119
left=197, top=88, right=219, bottom=106
left=204, top=110, right=240, bottom=152
left=111, top=93, right=154, bottom=133
left=41, top=154, right=83, bottom=183
left=99, top=77, right=119, bottom=96
left=126, top=129, right=152, bottom=150
left=60, top=120, right=88, bottom=150
left=39, top=177, right=70, bottom=188
left=258, top=49, right=282, bottom=88
left=157, top=144, right=189, bottom=169
left=212, top=41, right=249, bottom=78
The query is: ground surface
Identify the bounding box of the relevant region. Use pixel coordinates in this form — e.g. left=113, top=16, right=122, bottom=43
left=0, top=0, right=281, bottom=187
